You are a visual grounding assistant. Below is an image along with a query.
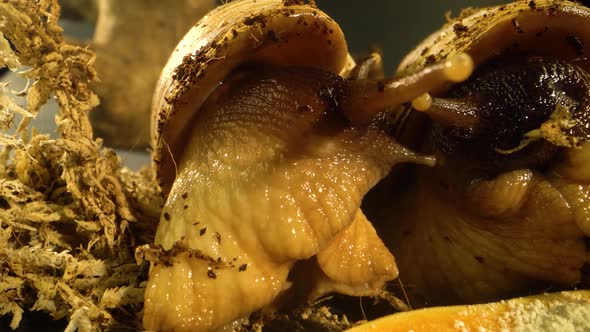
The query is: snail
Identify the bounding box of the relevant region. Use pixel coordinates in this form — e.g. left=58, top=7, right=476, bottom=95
left=365, top=0, right=590, bottom=307
left=142, top=0, right=476, bottom=331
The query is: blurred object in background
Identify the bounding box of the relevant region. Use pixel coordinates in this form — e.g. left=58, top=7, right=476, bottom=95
left=61, top=0, right=215, bottom=148
left=59, top=0, right=98, bottom=23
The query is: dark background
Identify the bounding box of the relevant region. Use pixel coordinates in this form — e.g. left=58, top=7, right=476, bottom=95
left=314, top=0, right=505, bottom=72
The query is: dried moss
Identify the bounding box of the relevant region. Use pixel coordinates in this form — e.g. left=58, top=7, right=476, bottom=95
left=0, top=1, right=160, bottom=330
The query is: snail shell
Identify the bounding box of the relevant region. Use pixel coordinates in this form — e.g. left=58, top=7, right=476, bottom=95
left=151, top=0, right=350, bottom=197
left=371, top=0, right=590, bottom=307
left=398, top=0, right=590, bottom=75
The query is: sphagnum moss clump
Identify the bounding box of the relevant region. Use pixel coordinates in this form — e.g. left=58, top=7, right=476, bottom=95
left=0, top=1, right=160, bottom=330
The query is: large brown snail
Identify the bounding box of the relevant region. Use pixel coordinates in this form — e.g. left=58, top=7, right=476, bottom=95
left=142, top=0, right=590, bottom=331
left=366, top=0, right=590, bottom=308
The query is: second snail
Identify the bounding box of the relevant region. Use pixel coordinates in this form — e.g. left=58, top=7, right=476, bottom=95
left=141, top=0, right=590, bottom=331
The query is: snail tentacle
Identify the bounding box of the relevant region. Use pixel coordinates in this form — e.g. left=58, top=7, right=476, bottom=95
left=347, top=52, right=383, bottom=80
left=340, top=52, right=474, bottom=125
left=372, top=0, right=590, bottom=309
left=413, top=96, right=480, bottom=129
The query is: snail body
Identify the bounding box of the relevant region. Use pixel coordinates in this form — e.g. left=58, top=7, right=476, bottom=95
left=370, top=0, right=590, bottom=306
left=144, top=0, right=474, bottom=331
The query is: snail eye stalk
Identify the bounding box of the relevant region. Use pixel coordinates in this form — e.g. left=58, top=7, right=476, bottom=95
left=421, top=56, right=590, bottom=175
left=339, top=53, right=474, bottom=124
left=412, top=95, right=480, bottom=130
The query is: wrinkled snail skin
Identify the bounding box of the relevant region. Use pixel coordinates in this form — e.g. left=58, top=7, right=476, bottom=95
left=145, top=67, right=422, bottom=331
left=144, top=0, right=478, bottom=330
left=372, top=0, right=590, bottom=307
